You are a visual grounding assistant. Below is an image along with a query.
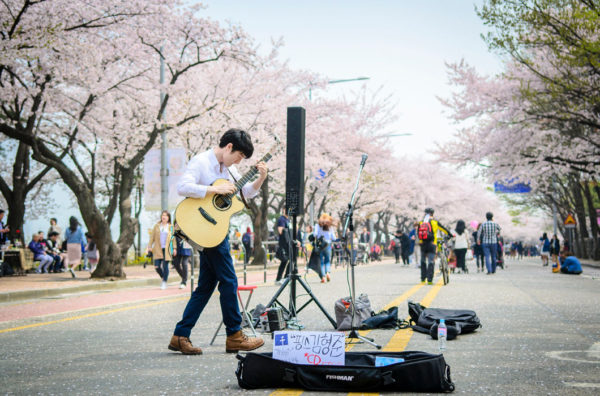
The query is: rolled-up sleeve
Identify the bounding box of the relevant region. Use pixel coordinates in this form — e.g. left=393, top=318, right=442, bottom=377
left=177, top=157, right=208, bottom=198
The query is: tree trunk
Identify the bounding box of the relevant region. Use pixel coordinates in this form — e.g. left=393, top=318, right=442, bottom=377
left=249, top=177, right=269, bottom=265
left=572, top=176, right=589, bottom=258
left=0, top=142, right=54, bottom=245
left=582, top=181, right=600, bottom=260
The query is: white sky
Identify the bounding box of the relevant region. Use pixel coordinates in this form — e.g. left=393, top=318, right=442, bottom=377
left=200, top=0, right=503, bottom=157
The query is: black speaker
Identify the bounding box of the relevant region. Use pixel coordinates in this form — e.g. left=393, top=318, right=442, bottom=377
left=286, top=107, right=305, bottom=215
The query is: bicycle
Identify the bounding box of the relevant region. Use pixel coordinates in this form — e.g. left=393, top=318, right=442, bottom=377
left=436, top=236, right=451, bottom=285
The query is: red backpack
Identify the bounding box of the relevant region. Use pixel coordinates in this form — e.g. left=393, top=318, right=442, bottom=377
left=418, top=221, right=434, bottom=242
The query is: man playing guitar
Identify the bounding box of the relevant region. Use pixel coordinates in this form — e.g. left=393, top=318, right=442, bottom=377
left=169, top=128, right=268, bottom=355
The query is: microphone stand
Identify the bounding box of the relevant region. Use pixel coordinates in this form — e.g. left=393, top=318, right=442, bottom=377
left=342, top=154, right=381, bottom=349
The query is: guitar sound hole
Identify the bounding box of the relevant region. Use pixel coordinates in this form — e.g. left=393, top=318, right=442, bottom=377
left=213, top=195, right=232, bottom=211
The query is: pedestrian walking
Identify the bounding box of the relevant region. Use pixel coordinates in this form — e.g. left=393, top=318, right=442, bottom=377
left=389, top=230, right=402, bottom=264
left=85, top=233, right=99, bottom=273
left=550, top=234, right=560, bottom=271
left=315, top=213, right=336, bottom=282
left=452, top=220, right=469, bottom=273
left=172, top=233, right=191, bottom=289
left=242, top=227, right=253, bottom=265
left=148, top=210, right=176, bottom=290
left=408, top=221, right=419, bottom=268
left=399, top=230, right=411, bottom=266
left=472, top=224, right=484, bottom=272
left=539, top=232, right=550, bottom=266
left=274, top=211, right=291, bottom=284
left=477, top=212, right=501, bottom=274
left=64, top=216, right=85, bottom=278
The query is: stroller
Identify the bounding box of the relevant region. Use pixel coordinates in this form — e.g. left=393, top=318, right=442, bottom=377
left=356, top=242, right=370, bottom=264
left=332, top=240, right=346, bottom=268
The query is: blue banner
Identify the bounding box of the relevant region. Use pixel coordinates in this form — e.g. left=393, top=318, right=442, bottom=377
left=494, top=181, right=531, bottom=194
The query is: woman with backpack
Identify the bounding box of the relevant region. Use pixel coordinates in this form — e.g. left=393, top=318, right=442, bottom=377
left=452, top=220, right=469, bottom=273
left=314, top=214, right=336, bottom=283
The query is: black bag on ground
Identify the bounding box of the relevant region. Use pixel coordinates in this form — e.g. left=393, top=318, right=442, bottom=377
left=236, top=351, right=455, bottom=392
left=408, top=301, right=481, bottom=338
left=360, top=306, right=409, bottom=330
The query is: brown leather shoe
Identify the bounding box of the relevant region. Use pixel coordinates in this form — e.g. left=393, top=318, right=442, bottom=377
left=225, top=330, right=264, bottom=353
left=168, top=335, right=203, bottom=355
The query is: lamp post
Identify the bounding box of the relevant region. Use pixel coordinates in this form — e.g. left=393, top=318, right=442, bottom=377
left=308, top=76, right=370, bottom=226
left=159, top=46, right=168, bottom=212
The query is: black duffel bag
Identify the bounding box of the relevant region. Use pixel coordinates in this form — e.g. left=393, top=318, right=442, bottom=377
left=408, top=301, right=481, bottom=338
left=236, top=351, right=455, bottom=392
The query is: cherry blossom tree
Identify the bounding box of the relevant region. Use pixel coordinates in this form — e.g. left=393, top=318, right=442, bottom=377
left=0, top=0, right=257, bottom=277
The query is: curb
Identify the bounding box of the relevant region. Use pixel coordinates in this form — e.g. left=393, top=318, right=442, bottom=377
left=0, top=263, right=282, bottom=303
left=0, top=276, right=181, bottom=303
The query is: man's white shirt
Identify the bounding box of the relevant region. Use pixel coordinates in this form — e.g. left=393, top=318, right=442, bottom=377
left=177, top=149, right=259, bottom=199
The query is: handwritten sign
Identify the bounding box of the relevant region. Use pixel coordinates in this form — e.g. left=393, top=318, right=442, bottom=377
left=272, top=331, right=345, bottom=366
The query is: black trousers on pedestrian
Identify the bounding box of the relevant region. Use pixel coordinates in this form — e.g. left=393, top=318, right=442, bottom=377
left=276, top=258, right=289, bottom=281
left=173, top=254, right=189, bottom=284
left=393, top=247, right=401, bottom=262
left=420, top=244, right=435, bottom=282
left=454, top=248, right=467, bottom=271
left=401, top=249, right=409, bottom=265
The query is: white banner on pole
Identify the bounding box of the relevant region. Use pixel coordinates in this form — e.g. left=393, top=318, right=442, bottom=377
left=143, top=148, right=187, bottom=211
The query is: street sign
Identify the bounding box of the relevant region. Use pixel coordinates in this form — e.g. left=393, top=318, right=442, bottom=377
left=493, top=180, right=531, bottom=193
left=564, top=214, right=577, bottom=229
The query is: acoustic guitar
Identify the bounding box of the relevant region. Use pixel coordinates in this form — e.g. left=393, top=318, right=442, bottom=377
left=174, top=150, right=273, bottom=248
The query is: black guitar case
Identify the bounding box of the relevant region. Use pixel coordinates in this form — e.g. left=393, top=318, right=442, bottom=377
left=236, top=351, right=455, bottom=392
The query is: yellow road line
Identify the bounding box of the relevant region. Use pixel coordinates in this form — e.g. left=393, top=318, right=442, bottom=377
left=382, top=278, right=443, bottom=352
left=0, top=296, right=188, bottom=334
left=345, top=282, right=425, bottom=352
left=269, top=390, right=304, bottom=396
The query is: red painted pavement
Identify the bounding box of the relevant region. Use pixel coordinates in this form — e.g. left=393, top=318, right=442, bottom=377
left=0, top=267, right=281, bottom=323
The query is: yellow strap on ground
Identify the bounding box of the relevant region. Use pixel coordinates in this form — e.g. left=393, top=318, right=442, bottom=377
left=0, top=296, right=188, bottom=334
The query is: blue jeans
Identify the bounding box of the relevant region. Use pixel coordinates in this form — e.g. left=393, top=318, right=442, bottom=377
left=174, top=237, right=241, bottom=337
left=154, top=257, right=169, bottom=281
left=320, top=247, right=332, bottom=276
left=482, top=243, right=497, bottom=273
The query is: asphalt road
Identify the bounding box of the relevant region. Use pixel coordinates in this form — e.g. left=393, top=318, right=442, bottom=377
left=0, top=257, right=598, bottom=395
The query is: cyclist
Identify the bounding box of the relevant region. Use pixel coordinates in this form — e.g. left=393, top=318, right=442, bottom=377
left=418, top=208, right=451, bottom=285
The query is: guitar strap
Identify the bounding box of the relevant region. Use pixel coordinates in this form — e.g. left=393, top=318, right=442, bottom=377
left=228, top=169, right=250, bottom=210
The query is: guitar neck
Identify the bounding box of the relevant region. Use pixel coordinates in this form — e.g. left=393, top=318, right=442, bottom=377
left=231, top=152, right=273, bottom=194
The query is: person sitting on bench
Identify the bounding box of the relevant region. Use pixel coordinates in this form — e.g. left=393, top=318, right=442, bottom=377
left=28, top=233, right=54, bottom=273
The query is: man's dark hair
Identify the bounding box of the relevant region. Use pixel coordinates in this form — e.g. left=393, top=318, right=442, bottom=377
left=0, top=209, right=4, bottom=214
left=486, top=212, right=493, bottom=220
left=219, top=128, right=254, bottom=158
left=49, top=231, right=59, bottom=237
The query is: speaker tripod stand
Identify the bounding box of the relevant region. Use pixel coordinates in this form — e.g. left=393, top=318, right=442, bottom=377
left=265, top=212, right=337, bottom=329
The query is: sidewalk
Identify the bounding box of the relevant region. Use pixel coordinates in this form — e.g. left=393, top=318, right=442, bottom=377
left=0, top=260, right=282, bottom=303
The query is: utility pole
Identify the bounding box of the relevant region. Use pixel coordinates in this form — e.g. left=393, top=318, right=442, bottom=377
left=160, top=46, right=168, bottom=211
